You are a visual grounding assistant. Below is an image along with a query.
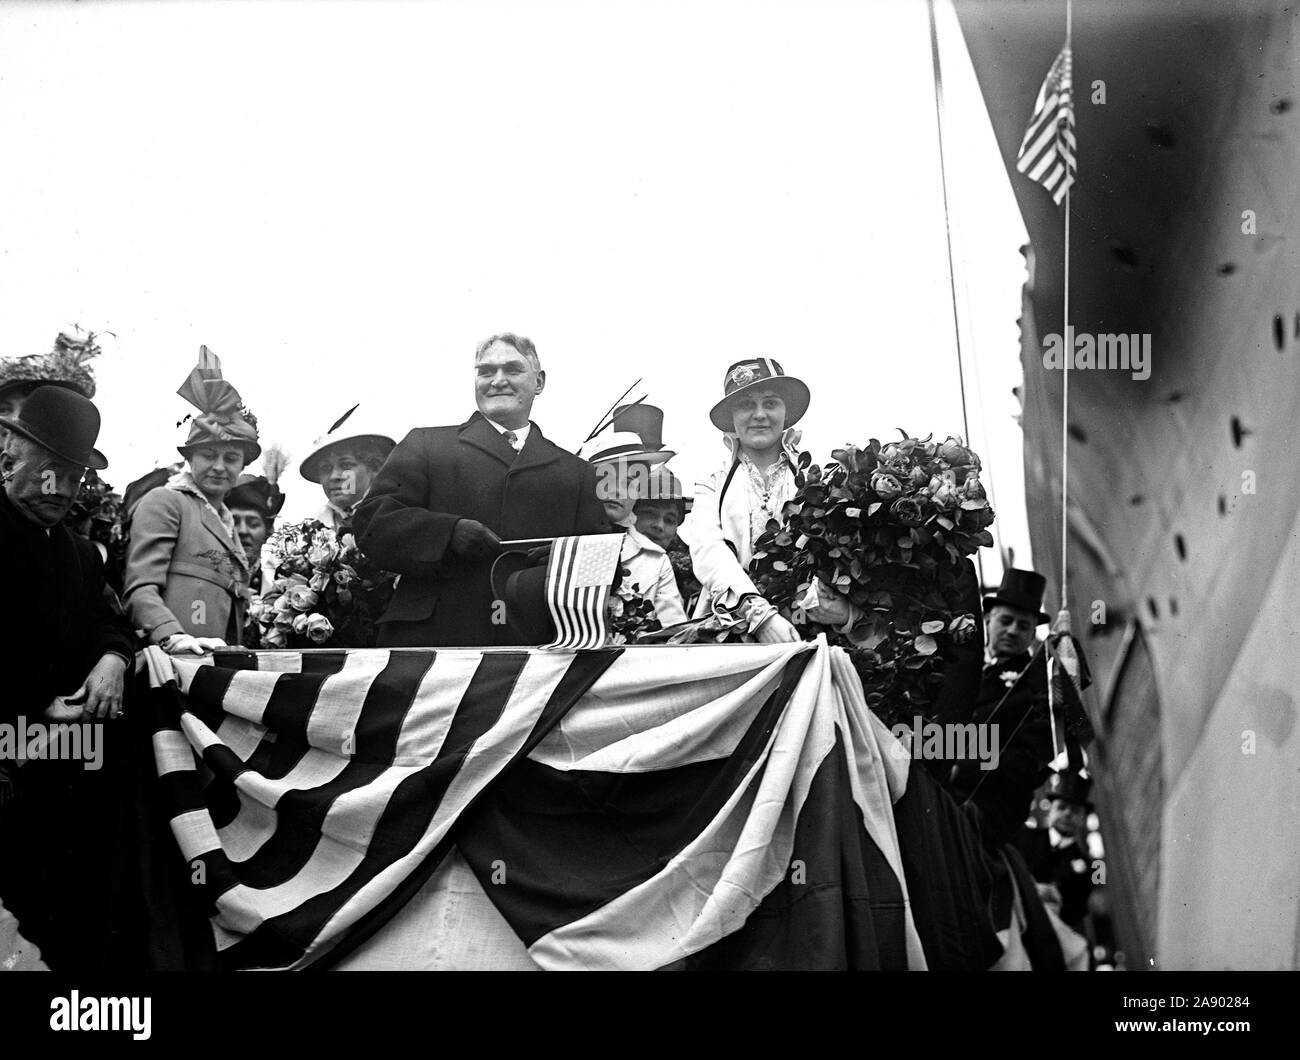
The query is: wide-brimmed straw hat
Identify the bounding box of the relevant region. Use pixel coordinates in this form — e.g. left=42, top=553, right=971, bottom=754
left=0, top=385, right=108, bottom=469
left=175, top=346, right=261, bottom=461
left=708, top=358, right=810, bottom=432
left=577, top=431, right=675, bottom=467
left=297, top=404, right=395, bottom=484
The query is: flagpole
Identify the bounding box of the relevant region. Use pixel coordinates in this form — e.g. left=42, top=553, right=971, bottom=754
left=926, top=0, right=984, bottom=591
left=1059, top=0, right=1073, bottom=616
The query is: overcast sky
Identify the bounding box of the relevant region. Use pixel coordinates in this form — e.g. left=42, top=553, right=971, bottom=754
left=0, top=0, right=1033, bottom=579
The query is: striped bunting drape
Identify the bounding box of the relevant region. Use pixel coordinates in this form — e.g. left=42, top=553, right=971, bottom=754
left=141, top=644, right=620, bottom=970
left=140, top=639, right=1044, bottom=970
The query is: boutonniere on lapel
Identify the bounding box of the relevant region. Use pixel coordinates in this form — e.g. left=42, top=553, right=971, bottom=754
left=999, top=668, right=1021, bottom=688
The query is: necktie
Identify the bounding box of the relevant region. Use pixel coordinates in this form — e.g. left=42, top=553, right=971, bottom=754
left=504, top=430, right=519, bottom=451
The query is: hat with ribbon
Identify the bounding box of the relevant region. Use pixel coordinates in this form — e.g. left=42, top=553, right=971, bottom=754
left=176, top=346, right=261, bottom=461
left=708, top=357, right=810, bottom=432
left=225, top=474, right=286, bottom=519
left=577, top=431, right=675, bottom=467
left=982, top=567, right=1050, bottom=625
left=0, top=330, right=101, bottom=402
left=298, top=404, right=396, bottom=484
left=0, top=385, right=108, bottom=469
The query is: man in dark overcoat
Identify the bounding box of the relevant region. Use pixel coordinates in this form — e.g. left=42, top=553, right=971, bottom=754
left=353, top=333, right=609, bottom=647
left=947, top=568, right=1057, bottom=847
left=0, top=387, right=138, bottom=971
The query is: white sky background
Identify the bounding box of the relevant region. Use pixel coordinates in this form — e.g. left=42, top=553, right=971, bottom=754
left=0, top=0, right=1033, bottom=580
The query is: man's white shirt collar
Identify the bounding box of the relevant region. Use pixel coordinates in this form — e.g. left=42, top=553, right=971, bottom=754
left=486, top=418, right=531, bottom=450
left=1049, top=826, right=1077, bottom=850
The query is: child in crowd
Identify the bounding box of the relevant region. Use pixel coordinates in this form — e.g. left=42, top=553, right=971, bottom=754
left=633, top=466, right=701, bottom=615
left=581, top=433, right=688, bottom=629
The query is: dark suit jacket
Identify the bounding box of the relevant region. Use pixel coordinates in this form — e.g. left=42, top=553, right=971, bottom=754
left=0, top=487, right=140, bottom=972
left=0, top=487, right=135, bottom=725
left=948, top=647, right=1054, bottom=847
left=1016, top=825, right=1095, bottom=931
left=353, top=412, right=609, bottom=647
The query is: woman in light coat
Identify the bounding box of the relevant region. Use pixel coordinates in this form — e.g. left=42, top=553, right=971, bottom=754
left=124, top=349, right=259, bottom=655
left=678, top=358, right=811, bottom=643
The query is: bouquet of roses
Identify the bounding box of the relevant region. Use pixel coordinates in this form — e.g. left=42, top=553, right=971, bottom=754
left=748, top=432, right=993, bottom=726
left=251, top=519, right=395, bottom=649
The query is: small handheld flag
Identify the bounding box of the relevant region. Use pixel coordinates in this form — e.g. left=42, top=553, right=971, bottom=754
left=542, top=534, right=624, bottom=649
left=1016, top=44, right=1076, bottom=206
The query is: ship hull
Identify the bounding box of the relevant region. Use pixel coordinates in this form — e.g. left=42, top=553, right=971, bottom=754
left=955, top=0, right=1300, bottom=969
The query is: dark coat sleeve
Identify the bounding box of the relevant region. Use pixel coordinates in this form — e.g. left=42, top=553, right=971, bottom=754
left=353, top=428, right=463, bottom=578
left=932, top=558, right=984, bottom=727
left=78, top=536, right=136, bottom=668
left=574, top=460, right=613, bottom=535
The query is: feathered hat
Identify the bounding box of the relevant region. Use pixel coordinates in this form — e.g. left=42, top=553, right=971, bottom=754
left=176, top=346, right=261, bottom=461
left=0, top=330, right=101, bottom=401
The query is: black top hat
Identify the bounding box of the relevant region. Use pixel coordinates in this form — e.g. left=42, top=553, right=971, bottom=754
left=1045, top=770, right=1093, bottom=808
left=708, top=358, right=810, bottom=432
left=225, top=474, right=286, bottom=519
left=489, top=547, right=557, bottom=645
left=982, top=567, right=1050, bottom=625
left=612, top=403, right=665, bottom=451
left=0, top=385, right=107, bottom=469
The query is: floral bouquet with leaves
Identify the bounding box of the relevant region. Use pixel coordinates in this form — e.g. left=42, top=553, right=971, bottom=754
left=251, top=520, right=395, bottom=649
left=606, top=564, right=664, bottom=645
left=747, top=432, right=993, bottom=726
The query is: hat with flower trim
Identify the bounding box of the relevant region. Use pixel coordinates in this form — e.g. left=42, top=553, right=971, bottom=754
left=708, top=358, right=810, bottom=432
left=0, top=330, right=101, bottom=403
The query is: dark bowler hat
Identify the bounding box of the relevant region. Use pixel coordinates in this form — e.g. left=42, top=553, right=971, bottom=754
left=982, top=567, right=1050, bottom=625
left=612, top=403, right=665, bottom=450
left=1045, top=770, right=1093, bottom=808
left=490, top=547, right=557, bottom=645
left=0, top=385, right=107, bottom=469
left=708, top=358, right=810, bottom=432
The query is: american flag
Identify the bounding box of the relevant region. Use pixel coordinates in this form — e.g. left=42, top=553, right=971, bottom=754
left=542, top=533, right=624, bottom=649
left=1016, top=44, right=1075, bottom=206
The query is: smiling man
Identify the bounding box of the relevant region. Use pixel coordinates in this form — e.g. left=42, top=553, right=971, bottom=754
left=353, top=333, right=609, bottom=646
left=947, top=568, right=1057, bottom=847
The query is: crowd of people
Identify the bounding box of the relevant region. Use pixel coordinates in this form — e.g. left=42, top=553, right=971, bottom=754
left=0, top=329, right=1111, bottom=971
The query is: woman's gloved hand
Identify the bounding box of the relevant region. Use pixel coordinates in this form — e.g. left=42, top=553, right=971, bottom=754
left=161, top=634, right=228, bottom=655
left=742, top=596, right=802, bottom=643
left=798, top=578, right=863, bottom=631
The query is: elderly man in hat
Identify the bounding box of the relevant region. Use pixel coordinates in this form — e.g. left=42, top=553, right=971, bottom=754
left=353, top=333, right=609, bottom=647
left=0, top=331, right=99, bottom=445
left=0, top=385, right=138, bottom=971
left=947, top=568, right=1058, bottom=846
